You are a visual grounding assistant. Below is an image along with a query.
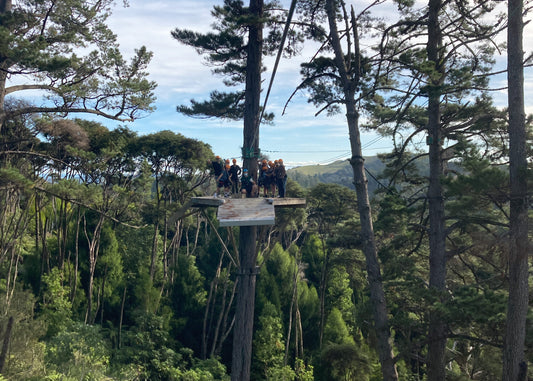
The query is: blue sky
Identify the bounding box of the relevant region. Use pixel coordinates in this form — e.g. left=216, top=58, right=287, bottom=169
left=104, top=0, right=531, bottom=168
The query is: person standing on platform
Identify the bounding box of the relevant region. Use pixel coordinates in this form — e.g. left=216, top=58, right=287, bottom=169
left=217, top=163, right=232, bottom=198
left=229, top=158, right=242, bottom=195
left=266, top=161, right=276, bottom=197
left=240, top=169, right=257, bottom=198
left=210, top=155, right=224, bottom=197
left=258, top=159, right=269, bottom=197
left=275, top=159, right=287, bottom=198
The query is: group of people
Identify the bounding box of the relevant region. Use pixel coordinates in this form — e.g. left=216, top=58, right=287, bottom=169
left=210, top=156, right=287, bottom=199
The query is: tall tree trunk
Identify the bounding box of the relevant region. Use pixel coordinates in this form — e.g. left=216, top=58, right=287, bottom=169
left=502, top=0, right=528, bottom=380
left=231, top=226, right=258, bottom=381
left=241, top=0, right=262, bottom=177
left=324, top=1, right=398, bottom=379
left=426, top=0, right=447, bottom=379
left=231, top=0, right=263, bottom=379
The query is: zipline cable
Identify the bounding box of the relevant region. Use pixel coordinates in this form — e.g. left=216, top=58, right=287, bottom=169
left=258, top=0, right=298, bottom=128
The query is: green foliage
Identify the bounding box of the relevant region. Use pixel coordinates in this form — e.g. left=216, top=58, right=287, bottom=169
left=323, top=308, right=353, bottom=346
left=326, top=267, right=355, bottom=332
left=170, top=254, right=207, bottom=352
left=307, top=183, right=358, bottom=236
left=39, top=268, right=74, bottom=338
left=45, top=323, right=111, bottom=381
left=253, top=302, right=287, bottom=379
left=320, top=342, right=372, bottom=381
left=0, top=286, right=46, bottom=380
left=118, top=312, right=181, bottom=380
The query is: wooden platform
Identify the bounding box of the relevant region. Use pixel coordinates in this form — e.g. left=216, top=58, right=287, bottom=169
left=190, top=197, right=306, bottom=227
left=217, top=198, right=275, bottom=226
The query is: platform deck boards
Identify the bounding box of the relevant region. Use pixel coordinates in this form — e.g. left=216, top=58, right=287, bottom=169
left=190, top=196, right=306, bottom=227
left=217, top=198, right=275, bottom=226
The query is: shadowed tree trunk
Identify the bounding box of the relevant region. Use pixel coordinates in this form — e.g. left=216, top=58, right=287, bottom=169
left=425, top=0, right=447, bottom=379
left=231, top=226, right=258, bottom=381
left=502, top=0, right=528, bottom=379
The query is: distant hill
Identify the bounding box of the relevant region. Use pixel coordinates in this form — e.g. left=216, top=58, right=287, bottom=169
left=288, top=157, right=388, bottom=193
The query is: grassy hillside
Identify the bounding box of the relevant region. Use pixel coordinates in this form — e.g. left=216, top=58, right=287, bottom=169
left=288, top=156, right=387, bottom=193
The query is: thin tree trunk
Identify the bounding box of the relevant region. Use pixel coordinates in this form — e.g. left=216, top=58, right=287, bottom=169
left=0, top=316, right=13, bottom=374
left=324, top=1, right=398, bottom=379
left=71, top=206, right=81, bottom=303
left=150, top=221, right=159, bottom=282
left=118, top=285, right=127, bottom=349
left=285, top=262, right=298, bottom=365
left=215, top=273, right=238, bottom=357
left=99, top=264, right=108, bottom=325
left=318, top=240, right=328, bottom=348
left=150, top=176, right=161, bottom=282
left=83, top=214, right=104, bottom=324
left=502, top=0, right=528, bottom=379
left=210, top=263, right=231, bottom=357
left=203, top=253, right=223, bottom=359
left=426, top=0, right=447, bottom=379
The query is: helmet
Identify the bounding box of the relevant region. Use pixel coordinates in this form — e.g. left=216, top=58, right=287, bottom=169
left=262, top=159, right=267, bottom=164
left=232, top=158, right=237, bottom=163
left=268, top=161, right=273, bottom=166
left=243, top=168, right=248, bottom=172
left=215, top=155, right=221, bottom=160
left=278, top=159, right=283, bottom=163
left=225, top=159, right=230, bottom=163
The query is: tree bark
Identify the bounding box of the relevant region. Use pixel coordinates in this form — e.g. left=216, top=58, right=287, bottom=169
left=426, top=0, right=447, bottom=379
left=231, top=226, right=258, bottom=381
left=324, top=1, right=398, bottom=379
left=502, top=0, right=528, bottom=380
